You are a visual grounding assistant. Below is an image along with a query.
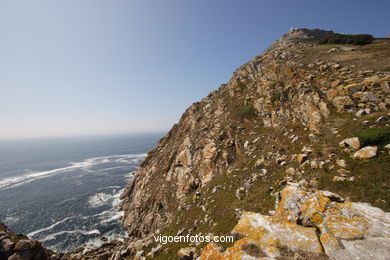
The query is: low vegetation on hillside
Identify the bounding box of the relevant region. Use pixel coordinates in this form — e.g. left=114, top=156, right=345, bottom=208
left=319, top=33, right=374, bottom=45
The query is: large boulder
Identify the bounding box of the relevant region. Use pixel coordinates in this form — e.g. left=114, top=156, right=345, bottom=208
left=200, top=183, right=390, bottom=259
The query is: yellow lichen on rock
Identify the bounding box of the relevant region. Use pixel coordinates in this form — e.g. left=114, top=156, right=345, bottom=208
left=299, top=191, right=330, bottom=221
left=274, top=184, right=306, bottom=222
left=200, top=183, right=390, bottom=259
left=232, top=212, right=323, bottom=257
left=323, top=213, right=368, bottom=240
left=200, top=238, right=268, bottom=260
left=319, top=232, right=341, bottom=251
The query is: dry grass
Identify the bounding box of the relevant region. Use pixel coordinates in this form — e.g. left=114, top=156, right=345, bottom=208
left=302, top=39, right=390, bottom=71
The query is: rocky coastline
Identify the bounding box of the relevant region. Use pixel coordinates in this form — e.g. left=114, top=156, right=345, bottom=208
left=2, top=28, right=390, bottom=259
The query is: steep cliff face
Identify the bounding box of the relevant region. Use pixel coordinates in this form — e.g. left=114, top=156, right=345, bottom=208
left=119, top=27, right=390, bottom=248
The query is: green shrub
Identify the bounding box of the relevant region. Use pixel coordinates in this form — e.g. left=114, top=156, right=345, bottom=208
left=319, top=33, right=345, bottom=44
left=237, top=105, right=257, bottom=118
left=269, top=82, right=278, bottom=89
left=357, top=127, right=390, bottom=146
left=270, top=92, right=281, bottom=103
left=319, top=33, right=374, bottom=45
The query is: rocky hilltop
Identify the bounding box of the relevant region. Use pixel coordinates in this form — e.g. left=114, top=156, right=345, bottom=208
left=1, top=29, right=390, bottom=260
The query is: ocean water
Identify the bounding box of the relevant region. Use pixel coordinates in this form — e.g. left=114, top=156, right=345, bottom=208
left=0, top=133, right=161, bottom=252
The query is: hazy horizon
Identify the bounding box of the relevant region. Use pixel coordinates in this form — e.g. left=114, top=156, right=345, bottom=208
left=1, top=0, right=389, bottom=139
left=0, top=130, right=165, bottom=141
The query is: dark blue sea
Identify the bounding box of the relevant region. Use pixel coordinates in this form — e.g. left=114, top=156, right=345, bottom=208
left=0, top=133, right=162, bottom=252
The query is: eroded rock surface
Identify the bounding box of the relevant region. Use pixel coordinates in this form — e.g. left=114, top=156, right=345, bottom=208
left=353, top=146, right=378, bottom=159
left=0, top=221, right=50, bottom=260
left=201, top=183, right=390, bottom=259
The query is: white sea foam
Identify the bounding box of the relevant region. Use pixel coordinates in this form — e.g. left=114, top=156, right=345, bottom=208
left=88, top=193, right=115, bottom=208
left=82, top=229, right=127, bottom=253
left=4, top=216, right=20, bottom=225
left=101, top=190, right=125, bottom=223
left=40, top=229, right=100, bottom=242
left=60, top=197, right=77, bottom=204
left=0, top=153, right=146, bottom=190
left=87, top=188, right=124, bottom=208
left=28, top=207, right=121, bottom=239
left=101, top=210, right=124, bottom=224
left=115, top=154, right=146, bottom=164
left=97, top=185, right=121, bottom=191
left=27, top=216, right=80, bottom=237
left=98, top=166, right=127, bottom=172
left=6, top=153, right=143, bottom=249
left=126, top=170, right=137, bottom=179
left=0, top=161, right=91, bottom=189
left=26, top=187, right=127, bottom=252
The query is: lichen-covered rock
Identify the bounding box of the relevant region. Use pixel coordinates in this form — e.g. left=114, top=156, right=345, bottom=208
left=353, top=146, right=377, bottom=159
left=232, top=213, right=323, bottom=257
left=332, top=96, right=355, bottom=111
left=304, top=103, right=323, bottom=131
left=339, top=137, right=360, bottom=150
left=200, top=238, right=267, bottom=259
left=200, top=184, right=390, bottom=259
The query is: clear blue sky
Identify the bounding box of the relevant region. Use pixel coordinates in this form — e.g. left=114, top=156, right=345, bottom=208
left=0, top=0, right=389, bottom=139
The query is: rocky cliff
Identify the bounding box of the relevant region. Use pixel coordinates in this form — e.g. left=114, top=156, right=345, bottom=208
left=2, top=29, right=389, bottom=260
left=0, top=221, right=50, bottom=260
left=117, top=28, right=390, bottom=259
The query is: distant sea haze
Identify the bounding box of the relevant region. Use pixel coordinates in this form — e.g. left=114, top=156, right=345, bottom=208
left=0, top=133, right=161, bottom=252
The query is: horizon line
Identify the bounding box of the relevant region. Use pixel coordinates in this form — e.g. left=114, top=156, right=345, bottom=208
left=0, top=130, right=168, bottom=141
